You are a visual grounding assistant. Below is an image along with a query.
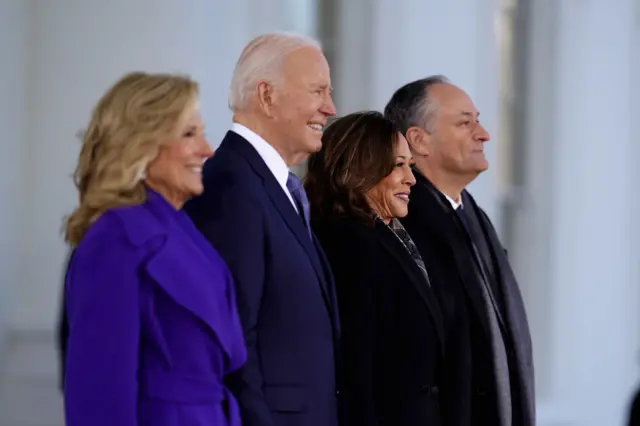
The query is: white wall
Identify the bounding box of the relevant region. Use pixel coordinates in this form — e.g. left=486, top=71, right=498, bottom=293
left=0, top=0, right=28, bottom=358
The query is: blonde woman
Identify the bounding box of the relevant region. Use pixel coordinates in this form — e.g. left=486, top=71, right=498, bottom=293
left=62, top=72, right=247, bottom=426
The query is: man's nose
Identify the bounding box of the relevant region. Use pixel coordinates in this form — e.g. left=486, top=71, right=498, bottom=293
left=322, top=93, right=337, bottom=116
left=475, top=123, right=490, bottom=142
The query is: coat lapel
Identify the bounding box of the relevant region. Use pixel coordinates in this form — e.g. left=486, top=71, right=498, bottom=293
left=411, top=174, right=493, bottom=338
left=222, top=132, right=334, bottom=313
left=122, top=190, right=238, bottom=360
left=374, top=221, right=445, bottom=355
left=464, top=193, right=536, bottom=424
left=451, top=194, right=507, bottom=330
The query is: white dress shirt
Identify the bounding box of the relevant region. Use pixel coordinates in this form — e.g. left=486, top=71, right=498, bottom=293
left=443, top=192, right=463, bottom=210
left=230, top=123, right=298, bottom=212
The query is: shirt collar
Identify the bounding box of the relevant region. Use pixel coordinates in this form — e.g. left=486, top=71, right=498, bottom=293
left=442, top=192, right=463, bottom=210
left=411, top=167, right=463, bottom=210
left=231, top=122, right=289, bottom=189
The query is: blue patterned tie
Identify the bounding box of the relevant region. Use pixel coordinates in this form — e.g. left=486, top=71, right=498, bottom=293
left=286, top=172, right=311, bottom=238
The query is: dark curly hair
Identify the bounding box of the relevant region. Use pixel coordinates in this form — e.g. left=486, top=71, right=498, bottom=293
left=304, top=111, right=401, bottom=226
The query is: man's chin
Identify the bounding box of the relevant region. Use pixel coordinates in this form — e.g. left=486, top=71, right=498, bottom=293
left=475, top=157, right=489, bottom=172
left=290, top=151, right=312, bottom=167
left=464, top=162, right=488, bottom=179
left=307, top=137, right=323, bottom=153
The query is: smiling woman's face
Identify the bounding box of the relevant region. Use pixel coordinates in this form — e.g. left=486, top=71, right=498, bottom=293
left=364, top=133, right=416, bottom=223
left=145, top=105, right=213, bottom=209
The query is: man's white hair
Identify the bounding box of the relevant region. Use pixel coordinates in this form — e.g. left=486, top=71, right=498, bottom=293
left=228, top=31, right=322, bottom=112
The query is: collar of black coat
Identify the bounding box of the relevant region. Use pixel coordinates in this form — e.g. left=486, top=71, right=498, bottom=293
left=412, top=168, right=456, bottom=211
left=411, top=167, right=481, bottom=212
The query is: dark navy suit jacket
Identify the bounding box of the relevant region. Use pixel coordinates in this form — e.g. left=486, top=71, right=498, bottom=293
left=185, top=131, right=342, bottom=426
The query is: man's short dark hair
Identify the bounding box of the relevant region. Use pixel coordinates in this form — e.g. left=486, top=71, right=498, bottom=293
left=384, top=75, right=450, bottom=134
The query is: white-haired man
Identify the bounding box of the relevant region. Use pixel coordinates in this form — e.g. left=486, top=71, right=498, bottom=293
left=185, top=32, right=341, bottom=426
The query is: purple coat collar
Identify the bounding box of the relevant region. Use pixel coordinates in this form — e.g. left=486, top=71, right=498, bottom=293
left=114, top=187, right=237, bottom=360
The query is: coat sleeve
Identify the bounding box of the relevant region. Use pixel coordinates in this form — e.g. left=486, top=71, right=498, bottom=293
left=186, top=182, right=273, bottom=426
left=63, top=213, right=141, bottom=426
left=320, top=231, right=381, bottom=426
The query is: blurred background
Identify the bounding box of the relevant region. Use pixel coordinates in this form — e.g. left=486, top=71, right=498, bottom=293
left=0, top=1, right=638, bottom=425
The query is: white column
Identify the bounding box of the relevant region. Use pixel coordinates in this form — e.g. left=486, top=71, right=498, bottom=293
left=533, top=0, right=639, bottom=424
left=510, top=0, right=560, bottom=407
left=633, top=0, right=640, bottom=353
left=333, top=0, right=502, bottom=224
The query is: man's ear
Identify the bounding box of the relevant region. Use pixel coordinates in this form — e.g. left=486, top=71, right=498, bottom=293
left=256, top=81, right=276, bottom=118
left=405, top=126, right=431, bottom=156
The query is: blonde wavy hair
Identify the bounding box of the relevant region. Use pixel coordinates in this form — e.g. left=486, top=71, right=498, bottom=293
left=65, top=71, right=199, bottom=246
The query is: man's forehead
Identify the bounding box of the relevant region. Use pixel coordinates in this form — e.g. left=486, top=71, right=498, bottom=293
left=458, top=109, right=480, bottom=117
left=284, top=48, right=330, bottom=82
left=437, top=107, right=480, bottom=121
left=431, top=86, right=478, bottom=115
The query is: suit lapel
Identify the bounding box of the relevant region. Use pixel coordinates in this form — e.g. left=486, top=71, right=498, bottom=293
left=375, top=221, right=445, bottom=355
left=223, top=132, right=333, bottom=313
left=411, top=175, right=493, bottom=338
left=313, top=235, right=340, bottom=332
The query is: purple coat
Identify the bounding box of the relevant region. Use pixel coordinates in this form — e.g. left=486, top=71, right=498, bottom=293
left=64, top=189, right=247, bottom=426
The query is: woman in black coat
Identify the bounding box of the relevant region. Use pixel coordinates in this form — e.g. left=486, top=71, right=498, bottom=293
left=306, top=111, right=449, bottom=426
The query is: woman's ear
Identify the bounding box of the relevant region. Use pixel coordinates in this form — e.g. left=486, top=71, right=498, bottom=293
left=405, top=126, right=430, bottom=157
